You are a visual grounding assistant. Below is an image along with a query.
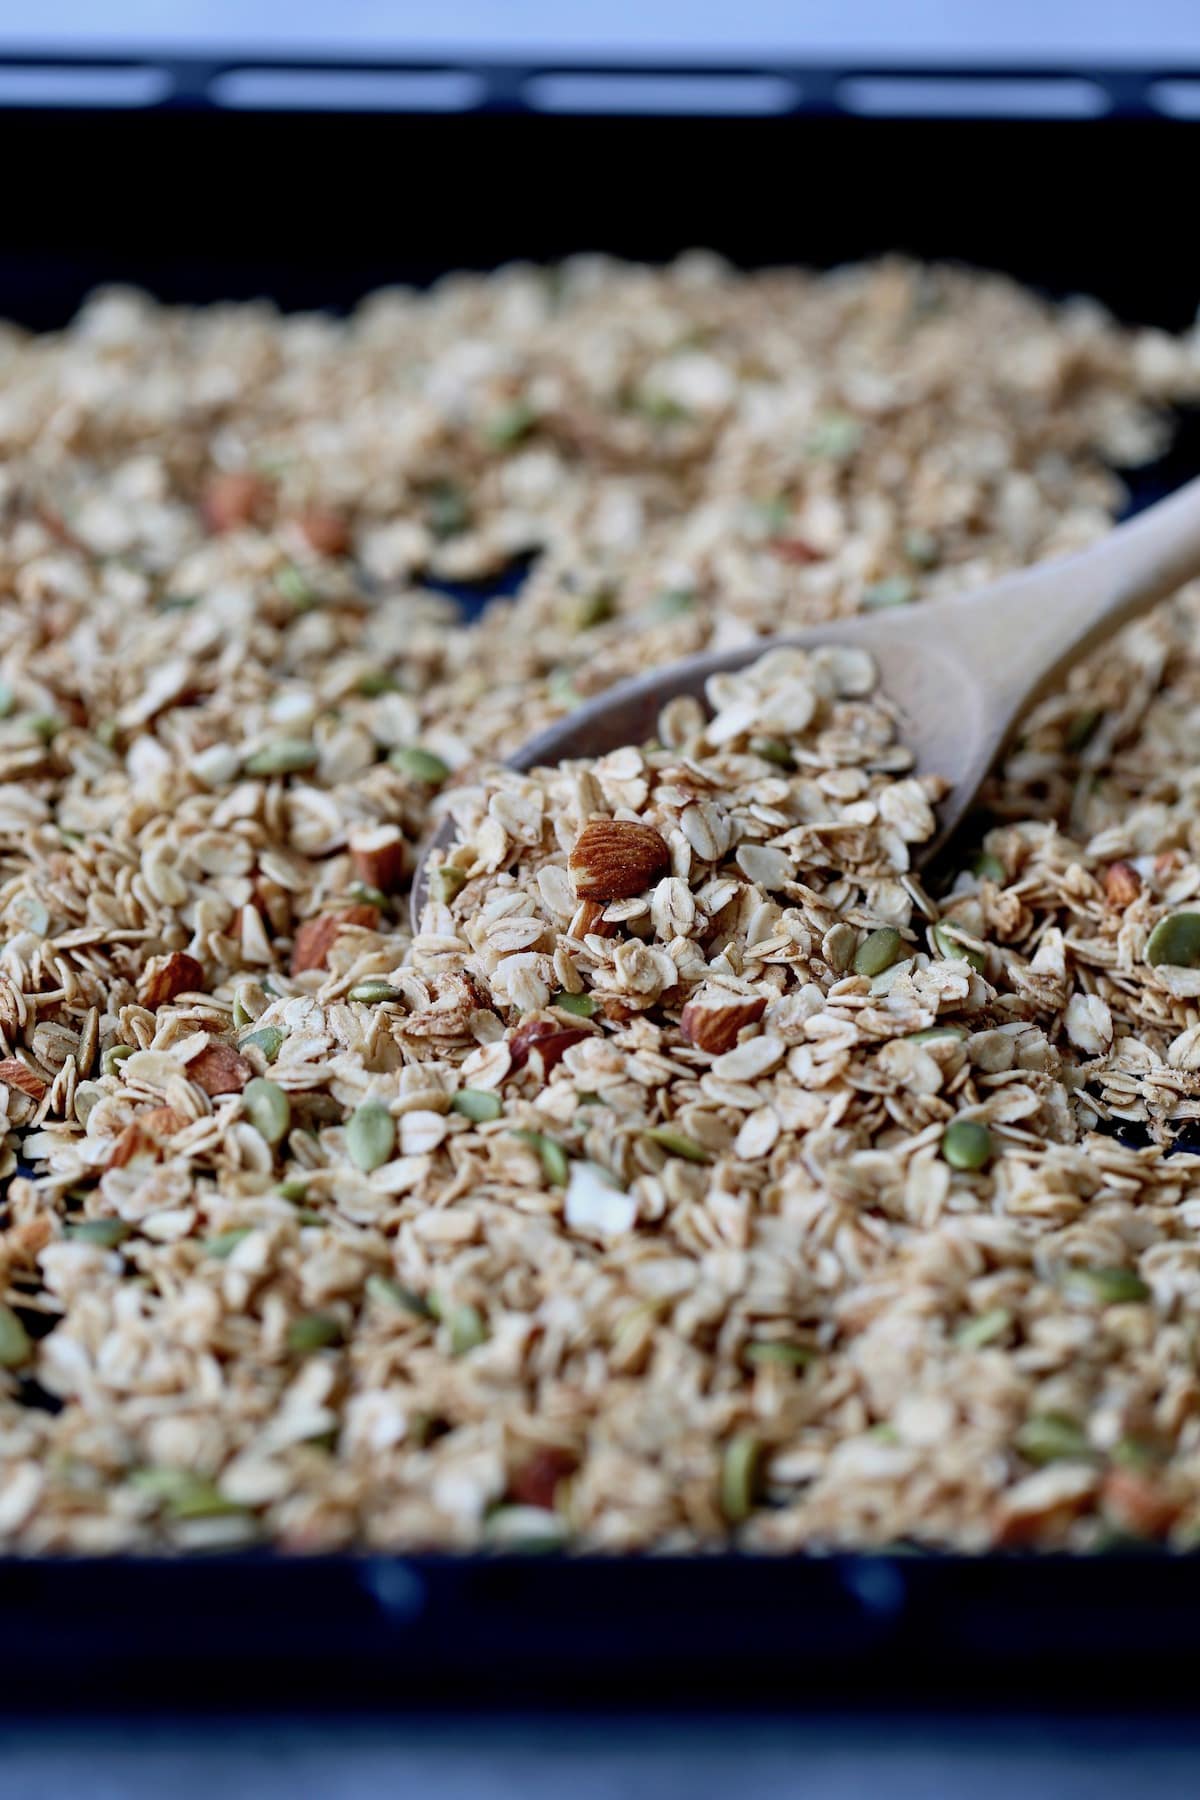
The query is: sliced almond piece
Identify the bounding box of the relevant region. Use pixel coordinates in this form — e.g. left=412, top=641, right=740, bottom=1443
left=139, top=952, right=205, bottom=1010
left=106, top=1104, right=186, bottom=1170
left=1105, top=861, right=1142, bottom=909
left=189, top=1042, right=254, bottom=1097
left=0, top=1059, right=47, bottom=1100
left=509, top=1018, right=589, bottom=1075
left=349, top=824, right=408, bottom=894
left=680, top=990, right=768, bottom=1056
left=290, top=904, right=380, bottom=975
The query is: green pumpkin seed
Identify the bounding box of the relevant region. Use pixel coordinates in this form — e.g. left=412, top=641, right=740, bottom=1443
left=552, top=990, right=596, bottom=1018
left=73, top=1082, right=104, bottom=1127
left=205, top=1228, right=253, bottom=1259
left=649, top=588, right=695, bottom=621
left=243, top=1078, right=291, bottom=1147
left=749, top=735, right=795, bottom=769
left=862, top=576, right=915, bottom=610
left=389, top=744, right=450, bottom=785
left=429, top=865, right=468, bottom=904
left=130, top=1467, right=246, bottom=1520
left=25, top=712, right=62, bottom=742
left=1016, top=1412, right=1091, bottom=1465
left=287, top=1313, right=344, bottom=1353
left=426, top=482, right=471, bottom=539
left=485, top=400, right=537, bottom=449
left=347, top=881, right=390, bottom=911
left=932, top=922, right=986, bottom=972
left=941, top=1119, right=993, bottom=1171
left=1112, top=1435, right=1160, bottom=1471
left=720, top=1432, right=763, bottom=1523
left=0, top=680, right=13, bottom=718
left=451, top=1088, right=503, bottom=1123
left=448, top=1302, right=488, bottom=1355
left=954, top=1307, right=1012, bottom=1349
left=903, top=528, right=940, bottom=568
left=641, top=1126, right=711, bottom=1164
left=512, top=1129, right=569, bottom=1187
left=276, top=1177, right=309, bottom=1201
left=239, top=1025, right=285, bottom=1063
left=346, top=1099, right=395, bottom=1172
left=567, top=590, right=615, bottom=631
left=357, top=670, right=398, bottom=697
left=1145, top=913, right=1200, bottom=969
left=101, top=1042, right=135, bottom=1079
left=243, top=739, right=319, bottom=777
left=9, top=893, right=49, bottom=935
left=548, top=668, right=582, bottom=707
left=484, top=1505, right=568, bottom=1551
left=1061, top=1266, right=1151, bottom=1305
left=910, top=1024, right=968, bottom=1044
left=744, top=1341, right=816, bottom=1368
left=347, top=979, right=403, bottom=1005
left=66, top=1218, right=132, bottom=1248
left=970, top=851, right=1006, bottom=883
left=823, top=921, right=858, bottom=973
left=366, top=1274, right=433, bottom=1319
left=1065, top=707, right=1102, bottom=752
left=276, top=564, right=317, bottom=608
left=95, top=719, right=119, bottom=749
left=853, top=926, right=904, bottom=978
left=807, top=412, right=862, bottom=460
left=0, top=1304, right=32, bottom=1368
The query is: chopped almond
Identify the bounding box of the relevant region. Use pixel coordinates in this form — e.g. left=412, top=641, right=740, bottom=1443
left=296, top=506, right=351, bottom=557
left=290, top=904, right=380, bottom=975
left=349, top=824, right=408, bottom=894
left=139, top=952, right=205, bottom=1010
left=189, top=1042, right=253, bottom=1097
left=106, top=1104, right=186, bottom=1170
left=1104, top=861, right=1142, bottom=909
left=680, top=991, right=768, bottom=1056
left=202, top=470, right=273, bottom=534
left=509, top=1018, right=589, bottom=1074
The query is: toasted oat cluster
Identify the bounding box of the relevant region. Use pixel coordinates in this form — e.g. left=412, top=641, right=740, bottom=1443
left=4, top=256, right=1200, bottom=1553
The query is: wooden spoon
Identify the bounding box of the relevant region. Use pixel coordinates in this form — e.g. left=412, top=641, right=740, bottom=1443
left=412, top=475, right=1200, bottom=926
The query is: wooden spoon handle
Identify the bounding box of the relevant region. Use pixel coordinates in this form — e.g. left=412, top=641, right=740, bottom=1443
left=934, top=472, right=1200, bottom=720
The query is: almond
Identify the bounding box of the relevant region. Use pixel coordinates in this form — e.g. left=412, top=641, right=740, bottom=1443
left=1105, top=860, right=1142, bottom=909
left=106, top=1104, right=186, bottom=1170
left=569, top=898, right=618, bottom=940
left=769, top=535, right=824, bottom=564
left=201, top=470, right=273, bottom=534
left=1101, top=1466, right=1180, bottom=1540
left=349, top=824, right=408, bottom=894
left=568, top=818, right=670, bottom=902
left=290, top=903, right=380, bottom=975
left=509, top=1445, right=578, bottom=1510
left=509, top=1018, right=589, bottom=1074
left=0, top=1059, right=47, bottom=1100
left=296, top=506, right=351, bottom=557
left=139, top=952, right=205, bottom=1010
left=680, top=991, right=768, bottom=1056
left=189, top=1042, right=253, bottom=1097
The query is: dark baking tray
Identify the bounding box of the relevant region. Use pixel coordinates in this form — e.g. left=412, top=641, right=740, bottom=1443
left=3, top=52, right=1200, bottom=1712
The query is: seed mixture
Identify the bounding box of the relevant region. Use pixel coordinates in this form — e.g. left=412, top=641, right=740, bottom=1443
left=5, top=256, right=1200, bottom=1552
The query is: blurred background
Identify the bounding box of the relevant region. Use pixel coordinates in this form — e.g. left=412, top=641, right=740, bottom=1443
left=3, top=4, right=1200, bottom=1797
left=5, top=0, right=1200, bottom=56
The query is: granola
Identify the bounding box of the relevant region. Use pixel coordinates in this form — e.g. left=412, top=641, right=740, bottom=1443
left=2, top=256, right=1200, bottom=1552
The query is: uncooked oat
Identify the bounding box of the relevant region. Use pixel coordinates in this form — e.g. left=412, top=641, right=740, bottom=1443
left=3, top=255, right=1200, bottom=1554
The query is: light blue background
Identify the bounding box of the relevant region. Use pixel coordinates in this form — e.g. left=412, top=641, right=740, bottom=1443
left=3, top=0, right=1200, bottom=60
